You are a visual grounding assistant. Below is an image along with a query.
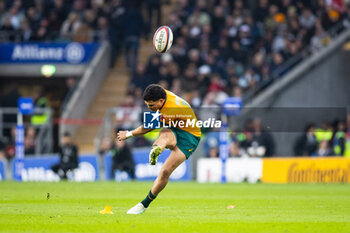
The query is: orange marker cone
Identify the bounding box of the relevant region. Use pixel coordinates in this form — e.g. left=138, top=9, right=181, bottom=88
left=100, top=205, right=114, bottom=214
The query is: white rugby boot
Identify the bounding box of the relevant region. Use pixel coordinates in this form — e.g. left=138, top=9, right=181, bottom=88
left=126, top=203, right=146, bottom=215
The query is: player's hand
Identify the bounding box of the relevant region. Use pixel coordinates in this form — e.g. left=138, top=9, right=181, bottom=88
left=117, top=131, right=127, bottom=141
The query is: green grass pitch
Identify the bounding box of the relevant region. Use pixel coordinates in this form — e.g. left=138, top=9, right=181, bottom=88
left=0, top=181, right=349, bottom=233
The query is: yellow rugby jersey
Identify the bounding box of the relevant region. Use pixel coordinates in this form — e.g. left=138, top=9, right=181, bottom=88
left=159, top=90, right=201, bottom=137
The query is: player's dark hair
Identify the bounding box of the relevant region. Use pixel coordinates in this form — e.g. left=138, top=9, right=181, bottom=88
left=143, top=84, right=166, bottom=101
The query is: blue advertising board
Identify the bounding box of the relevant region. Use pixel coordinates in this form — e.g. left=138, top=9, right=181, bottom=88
left=0, top=43, right=99, bottom=64
left=12, top=155, right=99, bottom=181
left=222, top=97, right=242, bottom=116
left=0, top=161, right=5, bottom=180
left=18, top=97, right=34, bottom=115
left=14, top=125, right=24, bottom=180
left=105, top=148, right=191, bottom=181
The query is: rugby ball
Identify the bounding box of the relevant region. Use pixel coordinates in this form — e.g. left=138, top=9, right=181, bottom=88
left=153, top=26, right=173, bottom=53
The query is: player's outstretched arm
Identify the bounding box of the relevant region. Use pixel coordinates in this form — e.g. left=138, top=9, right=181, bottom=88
left=117, top=125, right=153, bottom=141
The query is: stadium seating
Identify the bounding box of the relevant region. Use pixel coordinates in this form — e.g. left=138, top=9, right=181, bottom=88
left=129, top=0, right=349, bottom=105
left=1, top=0, right=349, bottom=157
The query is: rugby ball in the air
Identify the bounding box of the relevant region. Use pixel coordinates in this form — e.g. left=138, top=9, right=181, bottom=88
left=153, top=26, right=173, bottom=53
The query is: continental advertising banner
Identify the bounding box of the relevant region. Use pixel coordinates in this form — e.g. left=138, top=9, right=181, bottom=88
left=262, top=157, right=350, bottom=183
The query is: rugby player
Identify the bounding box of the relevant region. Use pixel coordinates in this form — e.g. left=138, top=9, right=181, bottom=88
left=117, top=84, right=201, bottom=214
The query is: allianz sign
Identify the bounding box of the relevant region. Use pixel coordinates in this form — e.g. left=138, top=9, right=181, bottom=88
left=10, top=43, right=85, bottom=63
left=12, top=45, right=63, bottom=60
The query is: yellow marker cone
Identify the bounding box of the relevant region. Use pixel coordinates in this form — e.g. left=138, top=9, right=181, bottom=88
left=100, top=205, right=114, bottom=215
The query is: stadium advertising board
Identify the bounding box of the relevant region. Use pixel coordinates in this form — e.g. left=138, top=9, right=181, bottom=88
left=197, top=158, right=263, bottom=183
left=0, top=161, right=5, bottom=180
left=105, top=148, right=191, bottom=181
left=262, top=157, right=350, bottom=183
left=12, top=155, right=98, bottom=182
left=0, top=43, right=99, bottom=64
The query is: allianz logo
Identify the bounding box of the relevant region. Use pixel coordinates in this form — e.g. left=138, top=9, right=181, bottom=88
left=11, top=43, right=84, bottom=63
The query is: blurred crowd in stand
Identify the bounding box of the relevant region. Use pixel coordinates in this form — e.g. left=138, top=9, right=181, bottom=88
left=202, top=113, right=350, bottom=158
left=0, top=85, right=51, bottom=161
left=1, top=0, right=350, bottom=161
left=293, top=114, right=350, bottom=157
left=129, top=0, right=350, bottom=105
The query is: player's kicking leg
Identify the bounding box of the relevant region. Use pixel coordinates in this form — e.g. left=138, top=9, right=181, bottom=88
left=127, top=129, right=186, bottom=214
left=126, top=147, right=186, bottom=214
